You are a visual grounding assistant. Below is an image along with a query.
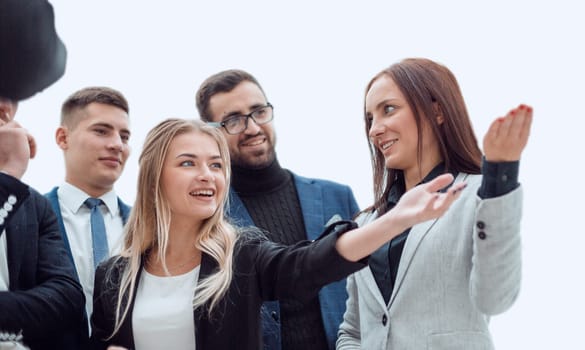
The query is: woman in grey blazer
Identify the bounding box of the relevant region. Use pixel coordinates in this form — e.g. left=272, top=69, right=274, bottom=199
left=337, top=58, right=533, bottom=350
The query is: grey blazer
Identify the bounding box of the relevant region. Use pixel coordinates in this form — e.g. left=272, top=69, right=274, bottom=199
left=337, top=173, right=522, bottom=350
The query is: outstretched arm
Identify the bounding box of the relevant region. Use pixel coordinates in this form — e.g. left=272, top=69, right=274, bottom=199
left=336, top=173, right=466, bottom=262
left=470, top=104, right=532, bottom=314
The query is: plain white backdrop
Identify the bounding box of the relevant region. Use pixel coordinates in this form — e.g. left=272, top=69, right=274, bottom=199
left=15, top=0, right=583, bottom=348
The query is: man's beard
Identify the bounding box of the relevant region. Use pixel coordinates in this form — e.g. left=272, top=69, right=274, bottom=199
left=231, top=146, right=276, bottom=170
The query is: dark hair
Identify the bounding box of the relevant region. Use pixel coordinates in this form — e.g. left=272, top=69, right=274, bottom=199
left=0, top=0, right=67, bottom=101
left=364, top=58, right=482, bottom=215
left=196, top=69, right=265, bottom=122
left=61, top=86, right=129, bottom=127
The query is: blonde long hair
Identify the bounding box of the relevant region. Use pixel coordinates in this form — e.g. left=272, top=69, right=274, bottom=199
left=109, top=118, right=237, bottom=336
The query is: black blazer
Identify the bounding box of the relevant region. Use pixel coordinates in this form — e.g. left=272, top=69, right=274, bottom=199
left=0, top=174, right=85, bottom=350
left=90, top=222, right=364, bottom=350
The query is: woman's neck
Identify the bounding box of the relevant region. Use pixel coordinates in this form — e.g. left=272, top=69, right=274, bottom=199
left=146, top=220, right=202, bottom=276
left=403, top=158, right=444, bottom=191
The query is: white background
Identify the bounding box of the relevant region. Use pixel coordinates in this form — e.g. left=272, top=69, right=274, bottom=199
left=15, top=0, right=583, bottom=348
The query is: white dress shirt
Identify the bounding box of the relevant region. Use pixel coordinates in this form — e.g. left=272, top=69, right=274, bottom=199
left=57, top=183, right=125, bottom=319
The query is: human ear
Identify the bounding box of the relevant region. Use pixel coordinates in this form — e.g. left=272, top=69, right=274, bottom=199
left=55, top=126, right=69, bottom=150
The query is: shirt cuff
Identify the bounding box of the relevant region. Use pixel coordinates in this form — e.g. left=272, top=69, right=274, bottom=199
left=478, top=157, right=520, bottom=199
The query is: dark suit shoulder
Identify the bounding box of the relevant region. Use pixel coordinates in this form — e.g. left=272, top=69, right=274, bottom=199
left=27, top=186, right=53, bottom=206
left=292, top=172, right=353, bottom=192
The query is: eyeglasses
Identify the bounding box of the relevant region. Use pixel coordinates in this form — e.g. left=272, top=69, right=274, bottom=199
left=208, top=103, right=274, bottom=135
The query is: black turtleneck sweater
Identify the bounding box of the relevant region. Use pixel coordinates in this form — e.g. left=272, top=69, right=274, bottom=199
left=231, top=159, right=329, bottom=350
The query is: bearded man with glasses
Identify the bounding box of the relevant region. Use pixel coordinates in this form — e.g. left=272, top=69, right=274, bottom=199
left=196, top=69, right=360, bottom=350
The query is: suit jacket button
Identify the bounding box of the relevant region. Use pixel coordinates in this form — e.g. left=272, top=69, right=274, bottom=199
left=382, top=314, right=388, bottom=326
left=478, top=231, right=487, bottom=240
left=271, top=311, right=279, bottom=322
left=477, top=221, right=485, bottom=229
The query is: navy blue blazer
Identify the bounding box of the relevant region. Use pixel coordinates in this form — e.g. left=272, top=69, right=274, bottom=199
left=44, top=186, right=131, bottom=347
left=45, top=186, right=131, bottom=268
left=227, top=173, right=360, bottom=350
left=0, top=174, right=85, bottom=350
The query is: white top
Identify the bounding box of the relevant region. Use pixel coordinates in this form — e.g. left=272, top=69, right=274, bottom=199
left=133, top=266, right=200, bottom=350
left=57, top=183, right=125, bottom=319
left=0, top=230, right=8, bottom=291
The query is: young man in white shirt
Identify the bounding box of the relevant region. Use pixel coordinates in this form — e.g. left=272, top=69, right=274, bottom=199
left=45, top=87, right=132, bottom=344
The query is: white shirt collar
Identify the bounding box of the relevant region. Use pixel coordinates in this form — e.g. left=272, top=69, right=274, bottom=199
left=59, top=182, right=119, bottom=217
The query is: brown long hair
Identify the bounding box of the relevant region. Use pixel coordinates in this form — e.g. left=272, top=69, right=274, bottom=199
left=364, top=58, right=482, bottom=215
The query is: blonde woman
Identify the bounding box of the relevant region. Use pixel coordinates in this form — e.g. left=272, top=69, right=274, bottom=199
left=89, top=119, right=465, bottom=350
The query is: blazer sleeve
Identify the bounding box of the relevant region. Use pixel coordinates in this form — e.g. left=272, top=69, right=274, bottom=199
left=470, top=185, right=523, bottom=315
left=336, top=273, right=361, bottom=349
left=251, top=221, right=366, bottom=302
left=0, top=190, right=85, bottom=339
left=0, top=173, right=30, bottom=232
left=346, top=186, right=360, bottom=218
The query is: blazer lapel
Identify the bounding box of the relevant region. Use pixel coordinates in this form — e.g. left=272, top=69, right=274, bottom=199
left=117, top=197, right=131, bottom=224
left=5, top=213, right=25, bottom=288
left=227, top=188, right=255, bottom=227
left=354, top=212, right=388, bottom=309
left=363, top=266, right=392, bottom=310
left=293, top=174, right=324, bottom=241
left=388, top=218, right=437, bottom=307
left=388, top=173, right=469, bottom=307
left=45, top=187, right=76, bottom=268
left=193, top=253, right=216, bottom=349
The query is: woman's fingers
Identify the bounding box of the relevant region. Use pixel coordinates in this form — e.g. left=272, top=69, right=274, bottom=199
left=484, top=104, right=533, bottom=161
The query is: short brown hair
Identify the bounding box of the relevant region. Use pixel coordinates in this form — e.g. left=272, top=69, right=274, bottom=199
left=196, top=69, right=264, bottom=122
left=60, top=86, right=129, bottom=127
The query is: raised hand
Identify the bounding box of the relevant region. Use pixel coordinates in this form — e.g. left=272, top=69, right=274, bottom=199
left=483, top=104, right=533, bottom=162
left=0, top=120, right=36, bottom=179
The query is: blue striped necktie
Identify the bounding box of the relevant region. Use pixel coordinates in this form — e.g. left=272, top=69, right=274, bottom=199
left=85, top=198, right=109, bottom=269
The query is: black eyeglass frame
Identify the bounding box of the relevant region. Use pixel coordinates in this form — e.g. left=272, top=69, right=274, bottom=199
left=207, top=103, right=274, bottom=135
